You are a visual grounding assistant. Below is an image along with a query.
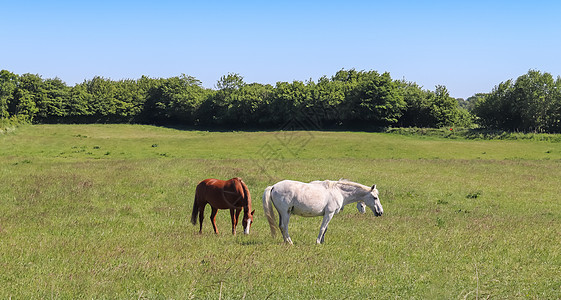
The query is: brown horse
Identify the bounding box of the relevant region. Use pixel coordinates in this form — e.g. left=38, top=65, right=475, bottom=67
left=191, top=177, right=255, bottom=235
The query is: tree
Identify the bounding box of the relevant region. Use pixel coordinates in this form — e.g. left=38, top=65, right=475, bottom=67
left=154, top=75, right=207, bottom=124
left=9, top=88, right=38, bottom=121
left=430, top=85, right=465, bottom=127
left=225, top=83, right=273, bottom=125
left=472, top=80, right=516, bottom=130
left=268, top=80, right=313, bottom=126
left=472, top=70, right=561, bottom=132
left=512, top=70, right=558, bottom=132
left=113, top=79, right=146, bottom=122
left=35, top=77, right=70, bottom=122
left=397, top=81, right=434, bottom=127
left=215, top=73, right=245, bottom=91
left=83, top=76, right=118, bottom=121
left=345, top=71, right=406, bottom=126
left=200, top=73, right=246, bottom=125
left=310, top=76, right=345, bottom=125
left=0, top=70, right=18, bottom=121
left=66, top=83, right=93, bottom=121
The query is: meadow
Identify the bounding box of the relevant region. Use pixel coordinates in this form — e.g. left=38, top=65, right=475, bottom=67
left=1, top=124, right=561, bottom=299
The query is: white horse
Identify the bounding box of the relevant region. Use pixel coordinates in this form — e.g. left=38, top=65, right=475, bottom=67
left=262, top=179, right=383, bottom=244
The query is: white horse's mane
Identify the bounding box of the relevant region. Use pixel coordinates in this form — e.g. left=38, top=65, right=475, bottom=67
left=311, top=179, right=373, bottom=193
left=335, top=179, right=371, bottom=192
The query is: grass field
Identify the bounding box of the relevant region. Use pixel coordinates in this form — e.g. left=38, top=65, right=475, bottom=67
left=1, top=124, right=561, bottom=299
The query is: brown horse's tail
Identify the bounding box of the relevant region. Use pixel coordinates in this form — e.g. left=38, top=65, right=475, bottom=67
left=191, top=185, right=200, bottom=225
left=262, top=186, right=278, bottom=238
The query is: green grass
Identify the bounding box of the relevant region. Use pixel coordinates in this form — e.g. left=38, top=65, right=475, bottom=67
left=1, top=124, right=561, bottom=298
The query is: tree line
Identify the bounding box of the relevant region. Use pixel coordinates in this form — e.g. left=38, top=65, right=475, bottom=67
left=470, top=70, right=561, bottom=133
left=1, top=68, right=560, bottom=132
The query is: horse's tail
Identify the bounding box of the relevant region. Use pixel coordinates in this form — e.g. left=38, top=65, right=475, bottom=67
left=191, top=184, right=201, bottom=225
left=262, top=186, right=278, bottom=238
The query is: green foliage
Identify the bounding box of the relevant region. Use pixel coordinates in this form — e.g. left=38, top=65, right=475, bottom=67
left=211, top=73, right=250, bottom=125
left=386, top=127, right=561, bottom=142
left=10, top=88, right=38, bottom=121
left=65, top=83, right=93, bottom=121
left=84, top=76, right=121, bottom=120
left=0, top=70, right=18, bottom=121
left=473, top=70, right=561, bottom=133
left=215, top=72, right=245, bottom=91
left=347, top=71, right=406, bottom=125
left=227, top=83, right=273, bottom=125
left=149, top=75, right=207, bottom=124
left=6, top=68, right=561, bottom=132
left=398, top=82, right=472, bottom=128
left=0, top=68, right=483, bottom=130
left=270, top=80, right=314, bottom=124
left=40, top=78, right=70, bottom=120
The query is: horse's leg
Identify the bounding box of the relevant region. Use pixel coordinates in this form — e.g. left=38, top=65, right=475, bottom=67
left=317, top=212, right=335, bottom=244
left=235, top=208, right=242, bottom=234
left=230, top=208, right=241, bottom=235
left=321, top=228, right=328, bottom=244
left=229, top=209, right=236, bottom=235
left=198, top=204, right=206, bottom=234
left=278, top=211, right=293, bottom=245
left=210, top=207, right=219, bottom=234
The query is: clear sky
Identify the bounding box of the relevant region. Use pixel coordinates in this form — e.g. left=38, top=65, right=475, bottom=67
left=2, top=0, right=560, bottom=99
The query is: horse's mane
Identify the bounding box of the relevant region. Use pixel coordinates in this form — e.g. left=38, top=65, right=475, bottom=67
left=311, top=179, right=372, bottom=193
left=237, top=177, right=252, bottom=208
left=311, top=180, right=338, bottom=189
left=325, top=180, right=338, bottom=189
left=336, top=179, right=371, bottom=192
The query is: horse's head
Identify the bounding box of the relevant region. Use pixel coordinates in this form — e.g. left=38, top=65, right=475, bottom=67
left=364, top=185, right=383, bottom=217
left=242, top=209, right=255, bottom=235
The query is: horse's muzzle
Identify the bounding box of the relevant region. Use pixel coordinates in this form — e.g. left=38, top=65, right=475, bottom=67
left=243, top=220, right=251, bottom=234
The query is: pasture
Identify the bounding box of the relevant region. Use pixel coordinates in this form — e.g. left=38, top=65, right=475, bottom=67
left=1, top=124, right=561, bottom=298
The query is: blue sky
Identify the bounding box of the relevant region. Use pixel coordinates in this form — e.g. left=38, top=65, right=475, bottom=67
left=1, top=0, right=560, bottom=98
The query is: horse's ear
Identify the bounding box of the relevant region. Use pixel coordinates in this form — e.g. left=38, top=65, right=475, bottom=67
left=371, top=184, right=376, bottom=191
